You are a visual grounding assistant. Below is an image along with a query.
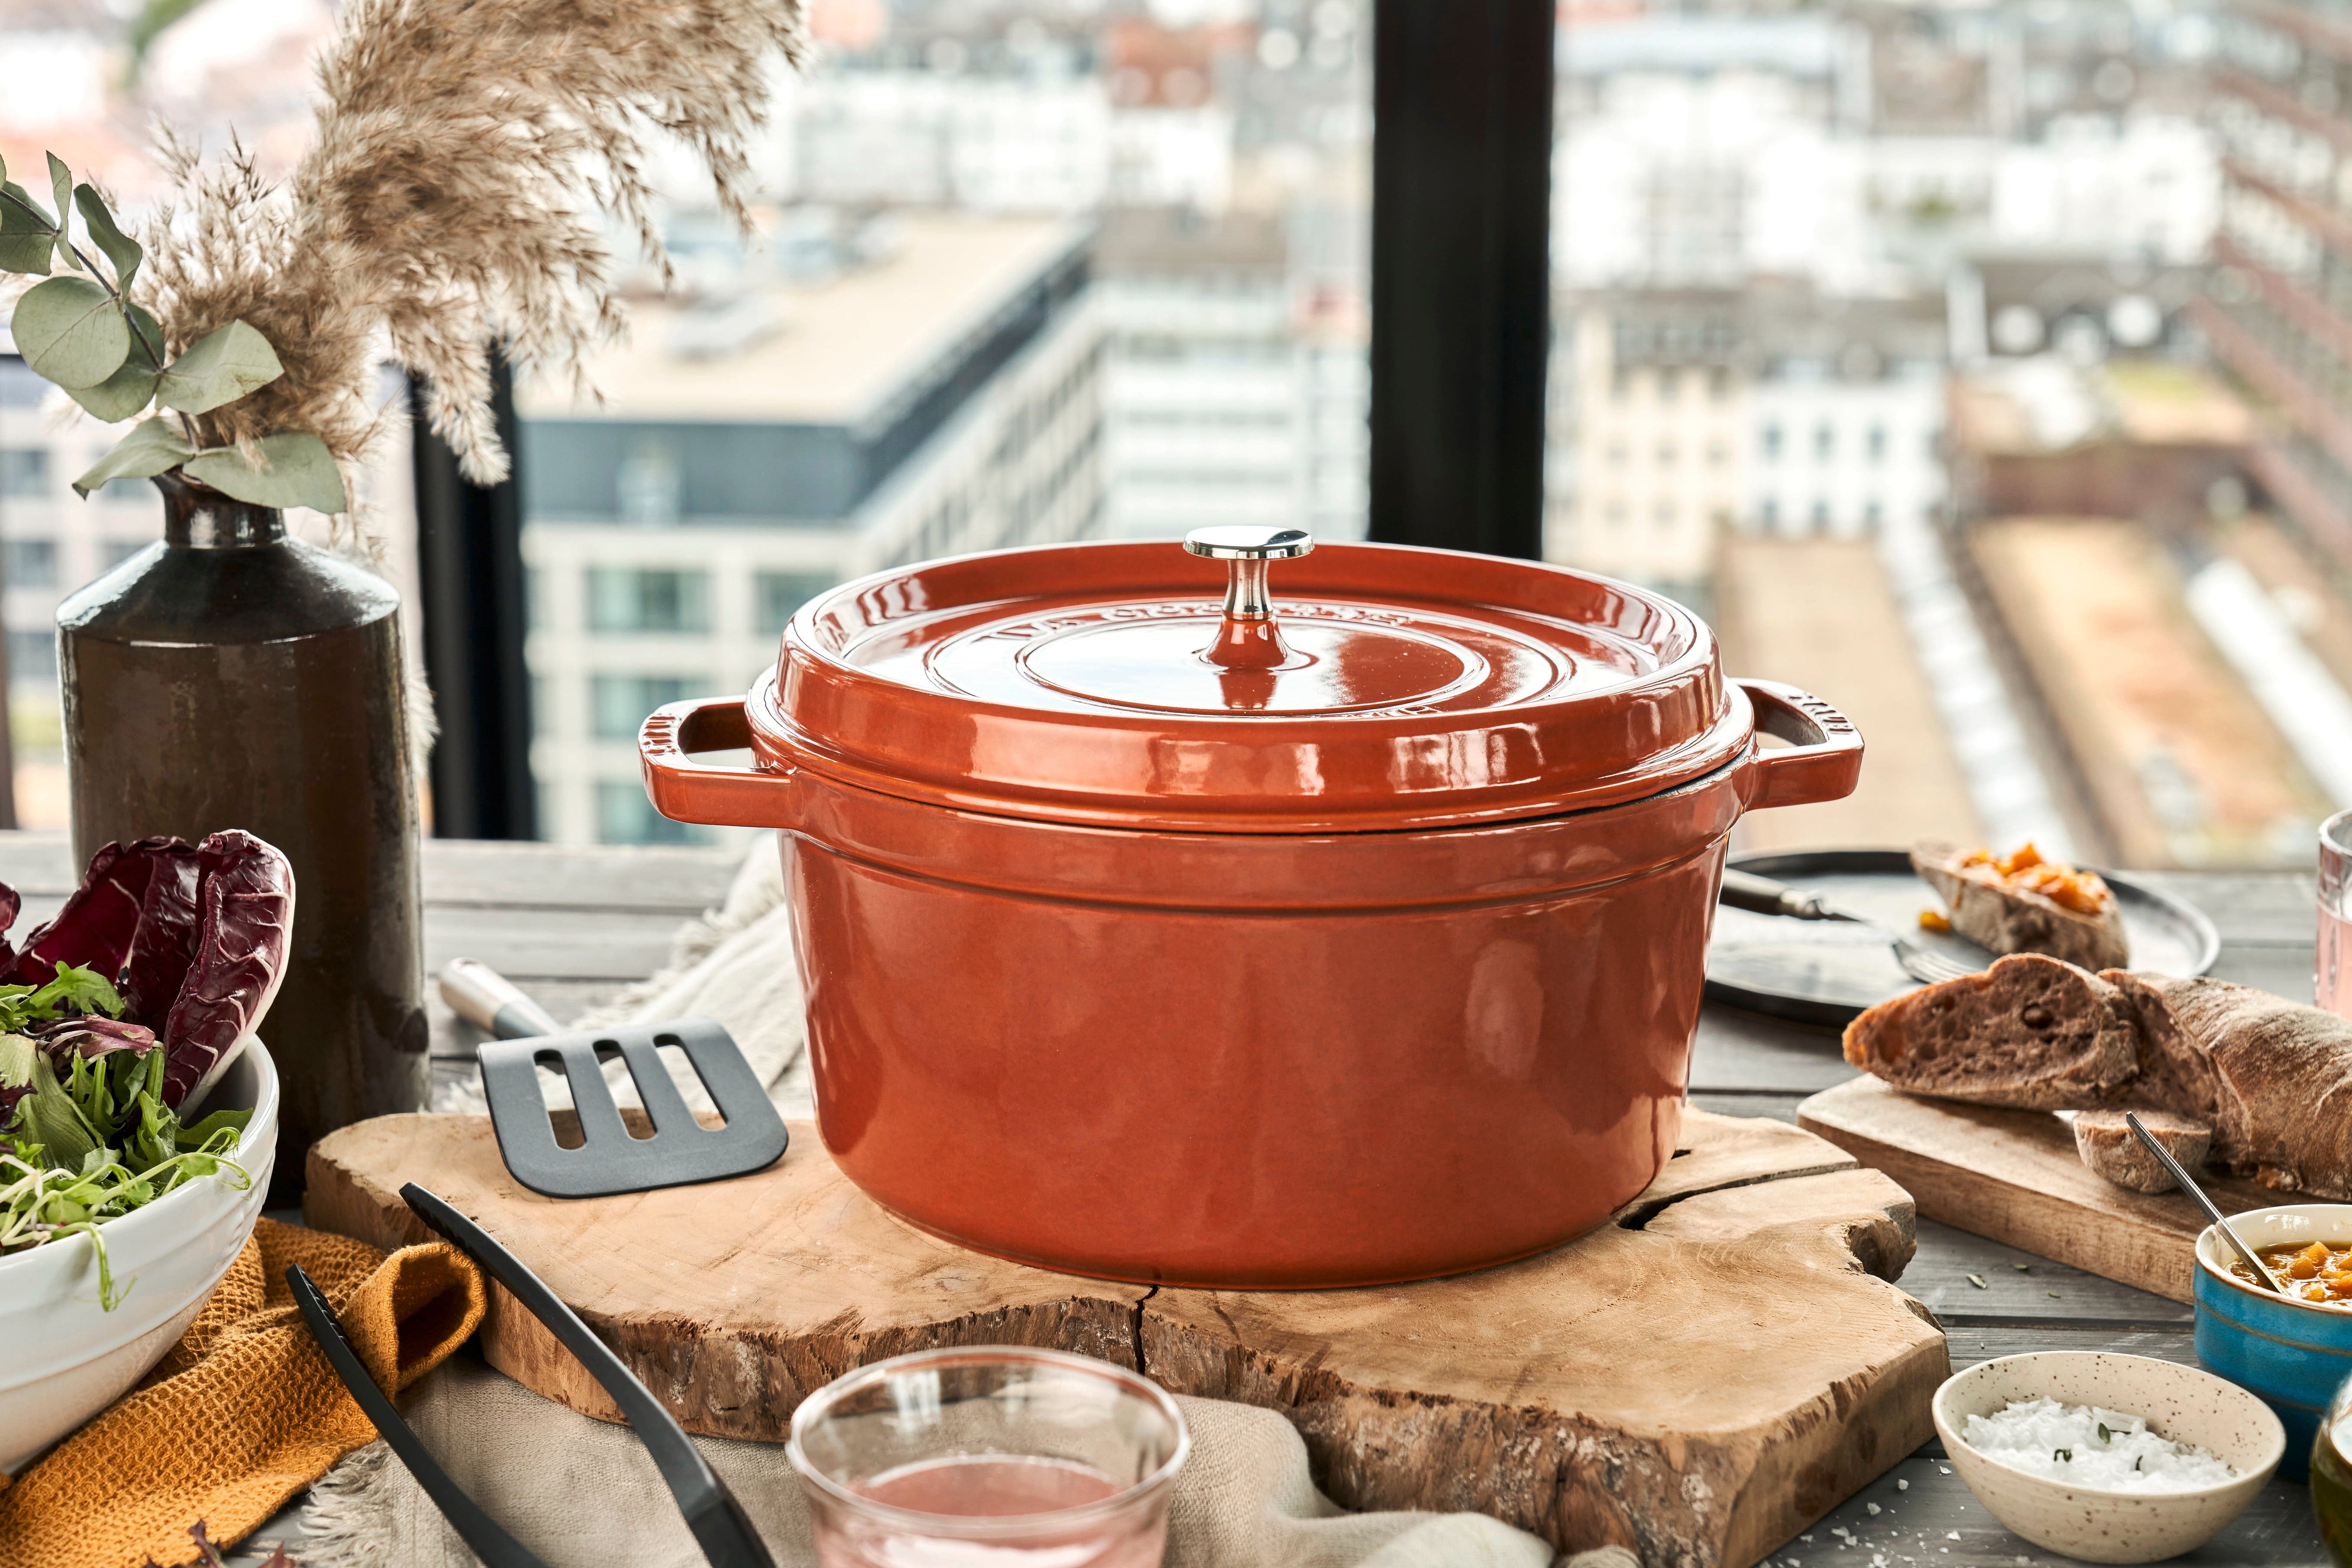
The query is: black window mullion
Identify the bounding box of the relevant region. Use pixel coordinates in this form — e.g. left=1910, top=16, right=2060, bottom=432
left=1368, top=0, right=1556, bottom=560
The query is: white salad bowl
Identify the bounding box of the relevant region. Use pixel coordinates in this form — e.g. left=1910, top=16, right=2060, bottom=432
left=1933, top=1351, right=2285, bottom=1564
left=0, top=1037, right=275, bottom=1477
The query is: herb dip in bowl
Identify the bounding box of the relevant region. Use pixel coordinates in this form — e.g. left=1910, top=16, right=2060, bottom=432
left=0, top=1037, right=275, bottom=1475
left=1933, top=1351, right=2284, bottom=1564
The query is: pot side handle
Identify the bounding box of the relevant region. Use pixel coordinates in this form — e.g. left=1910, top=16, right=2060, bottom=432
left=639, top=696, right=793, bottom=829
left=1735, top=678, right=1864, bottom=812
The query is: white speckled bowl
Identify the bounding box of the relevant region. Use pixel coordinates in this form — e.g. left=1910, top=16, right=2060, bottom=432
left=1933, top=1352, right=2284, bottom=1564
left=0, top=1039, right=275, bottom=1476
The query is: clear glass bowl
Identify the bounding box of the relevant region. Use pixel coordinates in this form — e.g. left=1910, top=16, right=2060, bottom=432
left=787, top=1346, right=1189, bottom=1568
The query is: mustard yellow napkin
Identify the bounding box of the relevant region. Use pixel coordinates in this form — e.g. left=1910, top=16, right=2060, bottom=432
left=0, top=1217, right=484, bottom=1568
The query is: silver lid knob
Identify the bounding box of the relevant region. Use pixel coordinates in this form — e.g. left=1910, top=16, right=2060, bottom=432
left=1184, top=527, right=1311, bottom=671
left=1183, top=525, right=1314, bottom=563
left=1184, top=526, right=1313, bottom=622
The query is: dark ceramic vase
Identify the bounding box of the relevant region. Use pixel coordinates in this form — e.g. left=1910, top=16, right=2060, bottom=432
left=55, top=471, right=427, bottom=1203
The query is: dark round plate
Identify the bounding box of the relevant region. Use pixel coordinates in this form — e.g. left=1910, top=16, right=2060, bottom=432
left=1704, top=849, right=2222, bottom=1027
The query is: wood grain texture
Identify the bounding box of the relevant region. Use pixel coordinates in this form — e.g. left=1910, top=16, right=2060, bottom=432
left=304, top=1114, right=1150, bottom=1436
left=307, top=1107, right=1947, bottom=1567
left=1797, top=1077, right=2285, bottom=1303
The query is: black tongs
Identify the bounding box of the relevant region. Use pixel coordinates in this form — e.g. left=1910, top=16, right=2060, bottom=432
left=289, top=1182, right=776, bottom=1568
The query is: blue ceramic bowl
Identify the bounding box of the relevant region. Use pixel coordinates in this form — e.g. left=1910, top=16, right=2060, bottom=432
left=2194, top=1203, right=2352, bottom=1480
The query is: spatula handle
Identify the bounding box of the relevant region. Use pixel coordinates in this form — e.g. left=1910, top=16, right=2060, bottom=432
left=440, top=957, right=564, bottom=1040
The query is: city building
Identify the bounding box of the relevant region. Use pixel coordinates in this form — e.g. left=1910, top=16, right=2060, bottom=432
left=1747, top=292, right=1948, bottom=540
left=1547, top=287, right=1947, bottom=594
left=516, top=213, right=1103, bottom=846
left=1094, top=206, right=1367, bottom=545
left=1553, top=12, right=2218, bottom=298
left=2202, top=0, right=2352, bottom=576
left=1547, top=291, right=1750, bottom=596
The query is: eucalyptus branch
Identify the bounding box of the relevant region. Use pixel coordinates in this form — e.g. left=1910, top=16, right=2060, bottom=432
left=0, top=186, right=167, bottom=373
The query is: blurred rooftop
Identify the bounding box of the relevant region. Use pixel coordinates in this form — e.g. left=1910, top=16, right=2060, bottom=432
left=516, top=213, right=1091, bottom=427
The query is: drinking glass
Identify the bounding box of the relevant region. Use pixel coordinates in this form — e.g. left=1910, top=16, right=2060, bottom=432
left=787, top=1347, right=1189, bottom=1568
left=2322, top=810, right=2352, bottom=1017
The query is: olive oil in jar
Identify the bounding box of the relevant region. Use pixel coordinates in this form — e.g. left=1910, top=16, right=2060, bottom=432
left=2317, top=1376, right=2352, bottom=1565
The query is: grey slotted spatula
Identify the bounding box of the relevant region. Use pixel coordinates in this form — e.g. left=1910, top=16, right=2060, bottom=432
left=441, top=958, right=789, bottom=1198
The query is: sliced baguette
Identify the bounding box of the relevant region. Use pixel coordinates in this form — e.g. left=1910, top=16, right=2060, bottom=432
left=1913, top=841, right=2130, bottom=971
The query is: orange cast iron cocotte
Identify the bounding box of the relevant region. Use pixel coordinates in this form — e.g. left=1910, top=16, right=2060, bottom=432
left=640, top=528, right=1863, bottom=1288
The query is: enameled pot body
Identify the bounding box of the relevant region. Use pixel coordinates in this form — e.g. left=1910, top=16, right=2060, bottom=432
left=642, top=540, right=1862, bottom=1287
left=781, top=759, right=1733, bottom=1286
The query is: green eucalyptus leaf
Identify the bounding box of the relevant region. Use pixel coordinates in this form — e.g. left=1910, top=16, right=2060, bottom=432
left=184, top=432, right=345, bottom=513
left=65, top=303, right=162, bottom=422
left=45, top=153, right=75, bottom=273
left=156, top=319, right=283, bottom=414
left=0, top=182, right=56, bottom=276
left=72, top=185, right=140, bottom=295
left=12, top=274, right=129, bottom=389
left=71, top=416, right=194, bottom=498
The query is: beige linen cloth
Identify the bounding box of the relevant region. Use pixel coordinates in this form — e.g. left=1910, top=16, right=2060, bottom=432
left=360, top=848, right=1602, bottom=1568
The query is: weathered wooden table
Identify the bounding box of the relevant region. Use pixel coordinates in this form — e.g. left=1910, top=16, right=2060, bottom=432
left=0, top=835, right=2313, bottom=1567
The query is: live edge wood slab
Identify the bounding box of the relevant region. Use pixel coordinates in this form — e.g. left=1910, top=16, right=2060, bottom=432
left=1797, top=1077, right=2284, bottom=1304
left=308, top=1109, right=1949, bottom=1568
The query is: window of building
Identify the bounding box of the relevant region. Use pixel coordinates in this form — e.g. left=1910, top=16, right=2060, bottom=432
left=103, top=539, right=147, bottom=570
left=0, top=449, right=48, bottom=498
left=1658, top=369, right=1680, bottom=403
left=1810, top=498, right=1830, bottom=529
left=1706, top=441, right=1726, bottom=468
left=8, top=629, right=55, bottom=679
left=1655, top=442, right=1677, bottom=468
left=1607, top=442, right=1627, bottom=467
left=1866, top=424, right=1887, bottom=462
left=1864, top=499, right=1883, bottom=528
left=616, top=446, right=684, bottom=527
left=596, top=780, right=697, bottom=845
left=756, top=571, right=836, bottom=636
left=1814, top=425, right=1833, bottom=461
left=4, top=539, right=56, bottom=589
left=1760, top=497, right=1779, bottom=528
left=1709, top=368, right=1730, bottom=402
left=590, top=674, right=697, bottom=741
left=586, top=568, right=710, bottom=634
left=1653, top=500, right=1675, bottom=526
left=1761, top=425, right=1782, bottom=461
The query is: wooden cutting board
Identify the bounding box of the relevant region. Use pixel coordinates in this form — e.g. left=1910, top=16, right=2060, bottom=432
left=307, top=1109, right=1948, bottom=1568
left=1797, top=1077, right=2285, bottom=1303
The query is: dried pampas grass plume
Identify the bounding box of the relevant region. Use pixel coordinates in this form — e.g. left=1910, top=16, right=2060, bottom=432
left=141, top=0, right=808, bottom=489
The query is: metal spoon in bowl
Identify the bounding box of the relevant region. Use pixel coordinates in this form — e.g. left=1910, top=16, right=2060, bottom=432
left=2124, top=1111, right=2286, bottom=1295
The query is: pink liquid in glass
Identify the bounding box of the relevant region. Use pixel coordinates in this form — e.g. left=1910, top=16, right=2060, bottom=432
left=2323, top=906, right=2352, bottom=1018
left=815, top=1455, right=1166, bottom=1568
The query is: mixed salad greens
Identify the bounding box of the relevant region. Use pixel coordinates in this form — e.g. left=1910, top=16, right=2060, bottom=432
left=0, top=831, right=294, bottom=1309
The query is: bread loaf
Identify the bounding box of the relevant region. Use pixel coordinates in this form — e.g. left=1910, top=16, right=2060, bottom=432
left=2071, top=1110, right=2212, bottom=1194
left=1844, top=955, right=2352, bottom=1199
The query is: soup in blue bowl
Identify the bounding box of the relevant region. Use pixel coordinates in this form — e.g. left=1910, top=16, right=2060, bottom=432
left=2194, top=1204, right=2352, bottom=1481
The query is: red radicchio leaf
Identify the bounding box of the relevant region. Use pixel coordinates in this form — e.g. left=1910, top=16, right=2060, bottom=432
left=159, top=831, right=295, bottom=1110
left=27, top=1015, right=160, bottom=1058
left=119, top=843, right=206, bottom=1025
left=7, top=838, right=205, bottom=1019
